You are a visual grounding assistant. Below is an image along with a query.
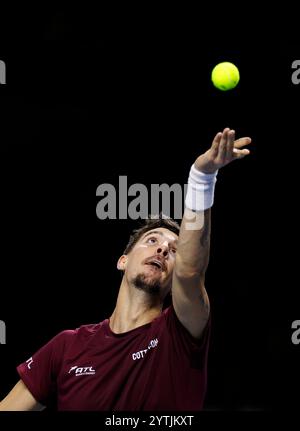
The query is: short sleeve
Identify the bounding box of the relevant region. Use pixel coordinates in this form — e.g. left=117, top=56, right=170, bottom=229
left=17, top=330, right=74, bottom=405
left=164, top=304, right=211, bottom=368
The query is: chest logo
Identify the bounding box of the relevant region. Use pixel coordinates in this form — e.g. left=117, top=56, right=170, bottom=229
left=132, top=338, right=159, bottom=361
left=68, top=365, right=96, bottom=376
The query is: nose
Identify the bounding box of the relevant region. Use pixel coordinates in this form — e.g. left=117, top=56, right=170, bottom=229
left=156, top=241, right=169, bottom=257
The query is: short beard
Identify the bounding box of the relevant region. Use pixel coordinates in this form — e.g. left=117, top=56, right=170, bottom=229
left=132, top=274, right=161, bottom=296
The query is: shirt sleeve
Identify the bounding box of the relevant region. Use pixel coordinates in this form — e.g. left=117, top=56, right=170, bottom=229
left=16, top=330, right=74, bottom=406
left=164, top=304, right=211, bottom=368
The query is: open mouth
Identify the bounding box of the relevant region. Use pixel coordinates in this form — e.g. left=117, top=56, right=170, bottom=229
left=146, top=260, right=164, bottom=271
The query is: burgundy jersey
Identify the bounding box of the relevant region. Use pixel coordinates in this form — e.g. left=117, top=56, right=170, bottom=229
left=17, top=304, right=210, bottom=411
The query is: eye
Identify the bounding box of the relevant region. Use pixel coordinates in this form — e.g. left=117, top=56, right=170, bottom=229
left=146, top=237, right=157, bottom=244
left=170, top=247, right=177, bottom=254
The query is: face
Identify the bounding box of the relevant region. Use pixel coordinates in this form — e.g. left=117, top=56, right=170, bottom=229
left=118, top=228, right=178, bottom=299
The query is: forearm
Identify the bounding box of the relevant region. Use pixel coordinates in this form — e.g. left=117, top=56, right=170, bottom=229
left=0, top=380, right=44, bottom=411
left=175, top=208, right=211, bottom=282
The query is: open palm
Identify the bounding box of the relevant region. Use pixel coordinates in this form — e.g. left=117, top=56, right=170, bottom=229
left=195, top=128, right=251, bottom=174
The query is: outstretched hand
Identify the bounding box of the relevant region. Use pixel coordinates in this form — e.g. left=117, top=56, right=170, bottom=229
left=194, top=128, right=251, bottom=174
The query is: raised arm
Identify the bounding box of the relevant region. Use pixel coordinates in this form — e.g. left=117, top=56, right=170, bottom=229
left=172, top=128, right=251, bottom=339
left=0, top=380, right=45, bottom=411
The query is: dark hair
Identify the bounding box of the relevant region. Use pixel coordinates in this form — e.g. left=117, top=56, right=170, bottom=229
left=123, top=215, right=180, bottom=255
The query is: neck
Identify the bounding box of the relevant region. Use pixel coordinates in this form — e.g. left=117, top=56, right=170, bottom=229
left=109, top=277, right=163, bottom=334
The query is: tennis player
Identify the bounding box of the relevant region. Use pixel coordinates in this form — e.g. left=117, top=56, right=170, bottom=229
left=0, top=128, right=250, bottom=410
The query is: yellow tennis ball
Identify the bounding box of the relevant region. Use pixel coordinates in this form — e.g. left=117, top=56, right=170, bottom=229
left=211, top=62, right=240, bottom=91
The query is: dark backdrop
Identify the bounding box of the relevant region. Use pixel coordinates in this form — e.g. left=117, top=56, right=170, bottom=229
left=0, top=10, right=299, bottom=414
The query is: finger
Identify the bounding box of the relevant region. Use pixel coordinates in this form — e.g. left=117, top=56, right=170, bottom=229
left=216, top=128, right=229, bottom=163
left=211, top=132, right=222, bottom=156
left=234, top=137, right=252, bottom=149
left=225, top=129, right=235, bottom=160
left=233, top=148, right=250, bottom=159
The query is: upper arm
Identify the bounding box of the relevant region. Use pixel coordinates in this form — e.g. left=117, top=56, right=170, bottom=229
left=172, top=272, right=210, bottom=340
left=0, top=380, right=45, bottom=411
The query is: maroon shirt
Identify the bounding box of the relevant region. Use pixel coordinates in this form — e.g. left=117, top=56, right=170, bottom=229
left=17, top=305, right=210, bottom=411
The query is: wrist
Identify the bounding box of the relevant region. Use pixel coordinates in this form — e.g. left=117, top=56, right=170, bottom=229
left=185, top=164, right=218, bottom=211
left=190, top=164, right=218, bottom=181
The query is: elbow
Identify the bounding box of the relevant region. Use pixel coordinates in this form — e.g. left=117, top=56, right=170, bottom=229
left=174, top=267, right=205, bottom=285
left=174, top=253, right=208, bottom=283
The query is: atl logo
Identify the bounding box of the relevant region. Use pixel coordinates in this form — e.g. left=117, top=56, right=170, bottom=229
left=68, top=365, right=96, bottom=376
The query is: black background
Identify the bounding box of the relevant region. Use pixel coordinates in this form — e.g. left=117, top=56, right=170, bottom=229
left=0, top=8, right=299, bottom=423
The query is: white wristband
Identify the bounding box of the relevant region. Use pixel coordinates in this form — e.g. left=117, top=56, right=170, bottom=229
left=185, top=164, right=218, bottom=211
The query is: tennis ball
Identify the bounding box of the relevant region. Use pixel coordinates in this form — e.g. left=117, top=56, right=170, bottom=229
left=211, top=62, right=240, bottom=91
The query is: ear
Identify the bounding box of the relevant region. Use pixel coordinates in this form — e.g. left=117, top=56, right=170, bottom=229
left=117, top=255, right=128, bottom=271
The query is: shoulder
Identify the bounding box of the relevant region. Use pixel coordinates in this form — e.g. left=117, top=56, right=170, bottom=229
left=52, top=323, right=102, bottom=346
left=160, top=304, right=211, bottom=349
left=74, top=322, right=102, bottom=338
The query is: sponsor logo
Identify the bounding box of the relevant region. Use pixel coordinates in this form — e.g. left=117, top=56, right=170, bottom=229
left=68, top=365, right=96, bottom=376
left=26, top=357, right=33, bottom=369
left=132, top=338, right=159, bottom=361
